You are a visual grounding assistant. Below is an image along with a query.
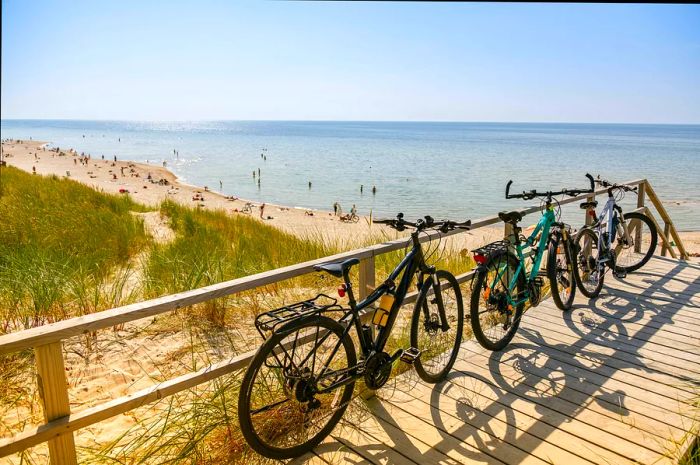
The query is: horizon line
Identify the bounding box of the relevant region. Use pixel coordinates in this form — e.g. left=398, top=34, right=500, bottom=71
left=2, top=118, right=699, bottom=126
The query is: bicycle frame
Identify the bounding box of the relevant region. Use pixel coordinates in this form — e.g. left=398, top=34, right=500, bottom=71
left=589, top=194, right=634, bottom=255
left=489, top=207, right=557, bottom=307
left=291, top=231, right=443, bottom=393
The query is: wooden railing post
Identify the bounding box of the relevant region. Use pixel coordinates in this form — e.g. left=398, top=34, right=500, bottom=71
left=661, top=222, right=671, bottom=257
left=35, top=342, right=78, bottom=465
left=358, top=257, right=375, bottom=301
left=358, top=256, right=377, bottom=400
left=504, top=222, right=514, bottom=241
left=635, top=181, right=646, bottom=253
left=583, top=193, right=595, bottom=256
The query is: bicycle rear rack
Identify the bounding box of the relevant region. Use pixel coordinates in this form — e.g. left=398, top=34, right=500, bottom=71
left=473, top=240, right=511, bottom=258
left=255, top=293, right=344, bottom=337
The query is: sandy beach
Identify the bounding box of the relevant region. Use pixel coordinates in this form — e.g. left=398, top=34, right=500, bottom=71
left=0, top=139, right=509, bottom=252
left=2, top=139, right=699, bottom=255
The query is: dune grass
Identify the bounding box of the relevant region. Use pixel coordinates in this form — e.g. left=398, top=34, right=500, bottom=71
left=0, top=166, right=149, bottom=331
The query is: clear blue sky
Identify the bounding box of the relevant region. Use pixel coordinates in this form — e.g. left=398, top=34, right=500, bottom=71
left=2, top=1, right=699, bottom=123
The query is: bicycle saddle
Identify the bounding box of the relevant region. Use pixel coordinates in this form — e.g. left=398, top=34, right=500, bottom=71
left=498, top=211, right=523, bottom=224
left=314, top=258, right=360, bottom=278
left=579, top=200, right=598, bottom=210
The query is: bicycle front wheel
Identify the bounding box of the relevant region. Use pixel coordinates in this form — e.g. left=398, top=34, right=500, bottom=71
left=548, top=232, right=576, bottom=310
left=411, top=270, right=464, bottom=383
left=615, top=212, right=657, bottom=273
left=238, top=316, right=356, bottom=460
left=470, top=252, right=525, bottom=351
left=573, top=227, right=605, bottom=298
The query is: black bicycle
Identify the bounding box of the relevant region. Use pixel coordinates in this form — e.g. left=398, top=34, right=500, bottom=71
left=573, top=177, right=658, bottom=298
left=238, top=213, right=470, bottom=459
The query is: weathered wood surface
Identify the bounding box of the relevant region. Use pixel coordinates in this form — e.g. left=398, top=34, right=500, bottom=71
left=310, top=255, right=699, bottom=465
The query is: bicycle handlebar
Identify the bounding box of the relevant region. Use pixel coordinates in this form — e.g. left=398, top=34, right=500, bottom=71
left=593, top=176, right=638, bottom=193
left=505, top=173, right=595, bottom=200
left=374, top=213, right=471, bottom=233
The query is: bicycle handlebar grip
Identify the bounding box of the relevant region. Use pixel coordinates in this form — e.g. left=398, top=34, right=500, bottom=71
left=585, top=173, right=595, bottom=192
left=505, top=180, right=513, bottom=199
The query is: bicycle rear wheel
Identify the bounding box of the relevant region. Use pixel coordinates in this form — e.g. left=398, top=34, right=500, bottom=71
left=573, top=228, right=605, bottom=298
left=548, top=232, right=576, bottom=310
left=470, top=253, right=525, bottom=351
left=238, top=316, right=356, bottom=460
left=615, top=212, right=657, bottom=273
left=411, top=270, right=464, bottom=383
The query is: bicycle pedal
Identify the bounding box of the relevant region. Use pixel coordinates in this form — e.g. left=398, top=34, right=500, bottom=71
left=400, top=347, right=422, bottom=365
left=533, top=276, right=545, bottom=287
left=613, top=268, right=627, bottom=279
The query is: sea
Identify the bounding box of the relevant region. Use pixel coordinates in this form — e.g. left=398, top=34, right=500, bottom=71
left=2, top=120, right=699, bottom=230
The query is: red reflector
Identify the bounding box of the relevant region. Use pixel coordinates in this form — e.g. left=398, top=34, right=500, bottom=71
left=474, top=254, right=487, bottom=265
left=338, top=284, right=346, bottom=297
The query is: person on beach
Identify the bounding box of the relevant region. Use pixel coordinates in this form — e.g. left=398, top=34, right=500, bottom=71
left=360, top=185, right=363, bottom=194
left=372, top=186, right=377, bottom=195
left=253, top=170, right=256, bottom=178
left=257, top=178, right=261, bottom=188
left=258, top=168, right=261, bottom=177
left=114, top=155, right=117, bottom=162
left=351, top=204, right=357, bottom=216
left=260, top=203, right=266, bottom=219
left=219, top=180, right=223, bottom=190
left=333, top=202, right=339, bottom=216
left=308, top=181, right=312, bottom=189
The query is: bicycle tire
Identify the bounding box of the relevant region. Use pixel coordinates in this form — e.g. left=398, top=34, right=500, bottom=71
left=615, top=212, right=657, bottom=273
left=548, top=232, right=576, bottom=310
left=572, top=227, right=605, bottom=298
left=238, top=316, right=356, bottom=460
left=411, top=270, right=464, bottom=383
left=470, top=252, right=525, bottom=351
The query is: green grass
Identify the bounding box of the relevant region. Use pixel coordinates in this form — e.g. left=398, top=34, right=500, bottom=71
left=0, top=167, right=149, bottom=330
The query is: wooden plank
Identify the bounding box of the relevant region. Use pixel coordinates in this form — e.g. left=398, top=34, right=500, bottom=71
left=513, top=314, right=698, bottom=407
left=459, top=343, right=691, bottom=432
left=34, top=342, right=77, bottom=465
left=389, top=373, right=645, bottom=464
left=520, top=307, right=700, bottom=392
left=535, top=299, right=700, bottom=355
left=661, top=222, right=672, bottom=257
left=358, top=256, right=376, bottom=300
left=451, top=347, right=685, bottom=444
left=636, top=180, right=646, bottom=254
left=526, top=310, right=700, bottom=377
left=371, top=390, right=552, bottom=464
left=334, top=402, right=490, bottom=465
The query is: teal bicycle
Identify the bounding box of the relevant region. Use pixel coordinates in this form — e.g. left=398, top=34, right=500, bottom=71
left=469, top=174, right=595, bottom=351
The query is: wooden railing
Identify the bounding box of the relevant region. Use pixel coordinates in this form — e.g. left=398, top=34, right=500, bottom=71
left=0, top=178, right=688, bottom=463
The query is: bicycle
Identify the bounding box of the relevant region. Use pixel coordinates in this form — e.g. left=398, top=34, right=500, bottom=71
left=238, top=213, right=471, bottom=459
left=572, top=177, right=658, bottom=298
left=469, top=174, right=594, bottom=351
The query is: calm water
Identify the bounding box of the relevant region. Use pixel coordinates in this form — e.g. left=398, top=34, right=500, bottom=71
left=2, top=120, right=699, bottom=230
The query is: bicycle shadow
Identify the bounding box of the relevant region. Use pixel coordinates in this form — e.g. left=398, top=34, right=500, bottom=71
left=304, top=258, right=697, bottom=464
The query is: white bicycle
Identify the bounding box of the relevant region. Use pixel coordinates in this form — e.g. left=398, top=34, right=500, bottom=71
left=573, top=177, right=658, bottom=298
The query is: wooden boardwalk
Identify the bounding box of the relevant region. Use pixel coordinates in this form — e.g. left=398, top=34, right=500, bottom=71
left=301, top=255, right=700, bottom=465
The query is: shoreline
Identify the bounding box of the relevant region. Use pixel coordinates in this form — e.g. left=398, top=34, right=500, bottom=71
left=0, top=139, right=395, bottom=243
left=2, top=139, right=699, bottom=255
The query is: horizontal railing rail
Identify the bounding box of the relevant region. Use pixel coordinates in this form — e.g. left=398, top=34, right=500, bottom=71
left=4, top=177, right=686, bottom=464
